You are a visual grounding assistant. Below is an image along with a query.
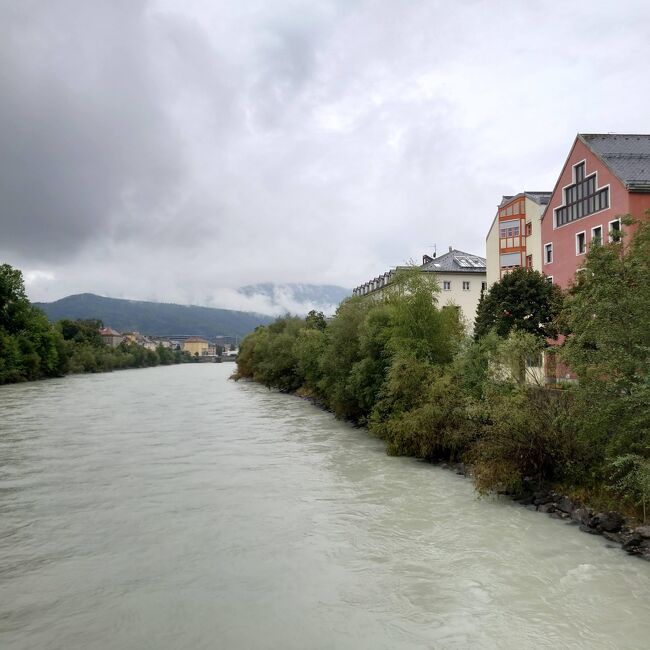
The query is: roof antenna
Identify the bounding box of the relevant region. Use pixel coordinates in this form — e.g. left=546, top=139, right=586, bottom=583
left=425, top=243, right=437, bottom=258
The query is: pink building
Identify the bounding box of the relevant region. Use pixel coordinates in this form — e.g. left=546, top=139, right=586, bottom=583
left=541, top=134, right=650, bottom=289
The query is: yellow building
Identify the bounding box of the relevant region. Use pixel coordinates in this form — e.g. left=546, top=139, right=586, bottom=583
left=182, top=336, right=209, bottom=356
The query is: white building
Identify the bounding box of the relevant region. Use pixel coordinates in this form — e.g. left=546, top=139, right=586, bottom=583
left=352, top=247, right=487, bottom=332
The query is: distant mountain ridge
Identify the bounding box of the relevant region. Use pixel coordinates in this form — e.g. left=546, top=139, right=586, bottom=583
left=35, top=293, right=275, bottom=339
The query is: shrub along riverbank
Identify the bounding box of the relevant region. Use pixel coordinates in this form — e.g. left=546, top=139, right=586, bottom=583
left=0, top=264, right=189, bottom=384
left=234, top=221, right=650, bottom=556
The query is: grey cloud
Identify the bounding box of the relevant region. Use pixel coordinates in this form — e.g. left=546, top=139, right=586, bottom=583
left=2, top=0, right=650, bottom=306
left=0, top=0, right=183, bottom=260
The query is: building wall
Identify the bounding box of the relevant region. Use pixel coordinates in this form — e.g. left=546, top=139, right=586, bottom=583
left=485, top=214, right=500, bottom=286
left=496, top=195, right=527, bottom=277
left=524, top=197, right=544, bottom=272
left=183, top=340, right=209, bottom=355
left=436, top=272, right=486, bottom=331
left=540, top=138, right=649, bottom=289
left=101, top=334, right=123, bottom=348
left=486, top=195, right=547, bottom=287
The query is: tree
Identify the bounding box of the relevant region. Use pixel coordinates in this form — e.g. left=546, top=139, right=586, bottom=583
left=0, top=264, right=66, bottom=382
left=384, top=267, right=463, bottom=363
left=0, top=263, right=32, bottom=334
left=561, top=217, right=650, bottom=463
left=305, top=310, right=327, bottom=332
left=57, top=319, right=103, bottom=346
left=474, top=268, right=563, bottom=340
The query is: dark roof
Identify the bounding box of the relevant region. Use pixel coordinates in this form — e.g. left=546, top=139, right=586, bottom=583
left=420, top=249, right=486, bottom=273
left=524, top=191, right=552, bottom=205
left=498, top=191, right=551, bottom=208
left=100, top=327, right=121, bottom=336
left=580, top=133, right=650, bottom=191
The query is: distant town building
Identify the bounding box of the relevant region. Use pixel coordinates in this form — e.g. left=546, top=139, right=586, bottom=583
left=215, top=335, right=239, bottom=348
left=352, top=247, right=487, bottom=330
left=541, top=133, right=650, bottom=289
left=485, top=192, right=551, bottom=286
left=182, top=336, right=210, bottom=356
left=99, top=327, right=123, bottom=348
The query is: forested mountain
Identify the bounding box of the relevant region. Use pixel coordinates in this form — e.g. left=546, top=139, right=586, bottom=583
left=36, top=294, right=274, bottom=338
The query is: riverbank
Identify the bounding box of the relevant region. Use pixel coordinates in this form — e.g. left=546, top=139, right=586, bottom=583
left=439, top=461, right=650, bottom=561
left=246, top=374, right=650, bottom=562
left=235, top=238, right=650, bottom=548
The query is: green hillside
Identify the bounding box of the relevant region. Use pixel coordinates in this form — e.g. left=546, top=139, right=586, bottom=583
left=35, top=293, right=274, bottom=339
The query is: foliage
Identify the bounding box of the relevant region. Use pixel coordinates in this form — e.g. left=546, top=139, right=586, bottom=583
left=608, top=454, right=650, bottom=522
left=370, top=357, right=472, bottom=460
left=474, top=267, right=563, bottom=340
left=0, top=264, right=67, bottom=383
left=471, top=384, right=578, bottom=494
left=0, top=263, right=187, bottom=384
left=493, top=330, right=545, bottom=386
left=235, top=226, right=650, bottom=518
left=560, top=218, right=650, bottom=491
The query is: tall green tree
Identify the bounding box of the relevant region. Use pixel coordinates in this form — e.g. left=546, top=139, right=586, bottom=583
left=562, top=218, right=650, bottom=461
left=474, top=268, right=563, bottom=340
left=0, top=264, right=67, bottom=382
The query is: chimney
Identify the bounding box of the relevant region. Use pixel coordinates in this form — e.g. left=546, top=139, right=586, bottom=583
left=448, top=245, right=453, bottom=253
left=422, top=254, right=433, bottom=264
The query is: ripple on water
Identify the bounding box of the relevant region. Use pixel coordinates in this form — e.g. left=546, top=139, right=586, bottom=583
left=1, top=364, right=649, bottom=650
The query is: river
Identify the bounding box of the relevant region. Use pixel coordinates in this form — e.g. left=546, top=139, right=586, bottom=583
left=1, top=364, right=649, bottom=649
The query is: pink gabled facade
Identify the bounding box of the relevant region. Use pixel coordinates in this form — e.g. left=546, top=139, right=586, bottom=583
left=541, top=134, right=650, bottom=290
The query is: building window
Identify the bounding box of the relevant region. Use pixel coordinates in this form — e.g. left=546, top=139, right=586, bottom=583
left=546, top=276, right=553, bottom=284
left=462, top=281, right=470, bottom=291
left=499, top=219, right=520, bottom=238
left=591, top=225, right=603, bottom=245
left=544, top=243, right=553, bottom=264
left=609, top=219, right=621, bottom=241
left=481, top=281, right=487, bottom=291
left=554, top=161, right=609, bottom=227
left=526, top=254, right=533, bottom=268
left=576, top=231, right=586, bottom=255
left=500, top=252, right=521, bottom=268
left=443, top=281, right=451, bottom=290
left=525, top=222, right=532, bottom=236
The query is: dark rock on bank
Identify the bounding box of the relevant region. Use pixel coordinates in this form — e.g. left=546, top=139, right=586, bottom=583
left=579, top=523, right=603, bottom=535
left=571, top=508, right=591, bottom=525
left=555, top=497, right=576, bottom=515
left=436, top=463, right=649, bottom=561
left=592, top=512, right=625, bottom=533
left=533, top=491, right=555, bottom=506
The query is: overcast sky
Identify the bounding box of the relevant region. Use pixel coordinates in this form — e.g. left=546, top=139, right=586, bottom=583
left=2, top=0, right=649, bottom=312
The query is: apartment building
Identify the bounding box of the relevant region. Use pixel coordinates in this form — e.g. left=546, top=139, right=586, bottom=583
left=541, top=134, right=650, bottom=289
left=485, top=192, right=551, bottom=286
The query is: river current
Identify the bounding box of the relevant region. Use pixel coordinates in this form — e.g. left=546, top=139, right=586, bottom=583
left=1, top=364, right=649, bottom=649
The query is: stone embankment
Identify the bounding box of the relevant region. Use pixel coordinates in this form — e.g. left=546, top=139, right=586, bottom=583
left=515, top=489, right=650, bottom=560
left=444, top=462, right=650, bottom=561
